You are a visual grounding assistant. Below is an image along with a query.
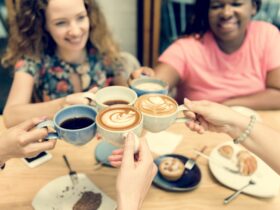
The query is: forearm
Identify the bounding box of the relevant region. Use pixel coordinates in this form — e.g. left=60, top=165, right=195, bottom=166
left=3, top=98, right=65, bottom=128
left=223, top=88, right=280, bottom=110
left=227, top=116, right=280, bottom=174
left=117, top=196, right=140, bottom=210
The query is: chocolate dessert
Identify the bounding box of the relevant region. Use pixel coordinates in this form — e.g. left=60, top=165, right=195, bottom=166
left=73, top=191, right=102, bottom=210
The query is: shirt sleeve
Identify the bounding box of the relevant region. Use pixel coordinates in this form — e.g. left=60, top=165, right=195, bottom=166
left=158, top=39, right=187, bottom=79
left=15, top=58, right=39, bottom=77
left=262, top=24, right=280, bottom=71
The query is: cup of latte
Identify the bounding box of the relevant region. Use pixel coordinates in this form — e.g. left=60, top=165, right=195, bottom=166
left=84, top=86, right=138, bottom=111
left=134, top=94, right=189, bottom=133
left=129, top=77, right=168, bottom=96
left=96, top=105, right=143, bottom=148
left=36, top=105, right=97, bottom=146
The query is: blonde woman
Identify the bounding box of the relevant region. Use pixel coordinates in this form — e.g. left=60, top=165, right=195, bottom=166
left=2, top=0, right=128, bottom=127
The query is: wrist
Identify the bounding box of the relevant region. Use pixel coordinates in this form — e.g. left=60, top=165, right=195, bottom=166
left=117, top=195, right=140, bottom=210
left=226, top=115, right=250, bottom=139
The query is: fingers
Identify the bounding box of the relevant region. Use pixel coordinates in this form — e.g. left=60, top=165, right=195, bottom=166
left=121, top=132, right=135, bottom=168
left=184, top=98, right=210, bottom=116
left=108, top=154, right=123, bottom=162
left=18, top=128, right=49, bottom=146
left=23, top=140, right=56, bottom=157
left=16, top=117, right=47, bottom=131
left=110, top=161, right=122, bottom=168
left=130, top=67, right=155, bottom=79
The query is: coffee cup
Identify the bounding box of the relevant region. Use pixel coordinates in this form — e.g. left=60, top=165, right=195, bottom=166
left=96, top=105, right=143, bottom=148
left=84, top=86, right=138, bottom=111
left=129, top=77, right=168, bottom=96
left=134, top=94, right=189, bottom=133
left=37, top=105, right=97, bottom=146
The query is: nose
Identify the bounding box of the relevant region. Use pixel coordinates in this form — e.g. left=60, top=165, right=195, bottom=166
left=220, top=4, right=234, bottom=19
left=68, top=22, right=82, bottom=37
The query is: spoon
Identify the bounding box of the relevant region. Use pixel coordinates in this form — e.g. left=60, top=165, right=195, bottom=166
left=224, top=179, right=256, bottom=204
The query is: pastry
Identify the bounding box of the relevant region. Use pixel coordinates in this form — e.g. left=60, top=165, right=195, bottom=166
left=159, top=157, right=185, bottom=181
left=73, top=191, right=102, bottom=210
left=237, top=150, right=258, bottom=176
left=218, top=145, right=234, bottom=159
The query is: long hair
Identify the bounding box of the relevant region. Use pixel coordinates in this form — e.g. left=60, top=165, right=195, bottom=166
left=184, top=0, right=262, bottom=38
left=2, top=0, right=120, bottom=67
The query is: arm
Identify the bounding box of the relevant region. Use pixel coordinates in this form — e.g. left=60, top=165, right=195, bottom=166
left=223, top=67, right=280, bottom=110
left=3, top=72, right=65, bottom=127
left=110, top=133, right=157, bottom=210
left=3, top=72, right=94, bottom=128
left=184, top=99, right=280, bottom=175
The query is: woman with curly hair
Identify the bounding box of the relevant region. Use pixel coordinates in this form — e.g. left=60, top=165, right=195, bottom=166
left=2, top=0, right=128, bottom=127
left=131, top=0, right=280, bottom=110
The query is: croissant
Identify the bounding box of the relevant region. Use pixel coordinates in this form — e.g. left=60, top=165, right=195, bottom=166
left=237, top=150, right=258, bottom=176
left=218, top=145, right=234, bottom=159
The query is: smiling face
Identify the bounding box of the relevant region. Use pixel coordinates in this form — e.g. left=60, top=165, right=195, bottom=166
left=208, top=0, right=257, bottom=50
left=45, top=0, right=90, bottom=55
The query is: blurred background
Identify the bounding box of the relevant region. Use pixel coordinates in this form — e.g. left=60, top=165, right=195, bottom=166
left=1, top=0, right=280, bottom=113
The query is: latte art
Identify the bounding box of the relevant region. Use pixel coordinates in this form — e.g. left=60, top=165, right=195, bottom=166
left=135, top=95, right=177, bottom=116
left=97, top=106, right=142, bottom=131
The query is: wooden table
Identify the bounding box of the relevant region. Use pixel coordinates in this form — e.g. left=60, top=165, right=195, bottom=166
left=1, top=111, right=280, bottom=210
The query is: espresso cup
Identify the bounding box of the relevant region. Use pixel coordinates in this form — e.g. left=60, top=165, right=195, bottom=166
left=37, top=105, right=97, bottom=146
left=96, top=105, right=143, bottom=148
left=134, top=94, right=189, bottom=133
left=84, top=86, right=138, bottom=111
left=129, top=77, right=168, bottom=96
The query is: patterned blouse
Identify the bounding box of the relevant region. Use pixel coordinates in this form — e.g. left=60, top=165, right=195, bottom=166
left=15, top=47, right=127, bottom=102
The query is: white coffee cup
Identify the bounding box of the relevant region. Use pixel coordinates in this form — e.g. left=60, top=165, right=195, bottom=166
left=84, top=86, right=138, bottom=111
left=134, top=94, right=189, bottom=133
left=96, top=105, right=143, bottom=149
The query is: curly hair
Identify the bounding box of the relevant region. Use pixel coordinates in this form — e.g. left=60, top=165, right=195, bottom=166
left=2, top=0, right=120, bottom=67
left=184, top=0, right=262, bottom=38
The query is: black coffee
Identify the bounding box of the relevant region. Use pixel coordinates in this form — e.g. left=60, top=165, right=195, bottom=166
left=60, top=117, right=94, bottom=130
left=103, top=100, right=129, bottom=106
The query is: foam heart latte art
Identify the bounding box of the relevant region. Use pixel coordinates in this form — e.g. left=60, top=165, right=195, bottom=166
left=135, top=94, right=177, bottom=116
left=97, top=106, right=142, bottom=131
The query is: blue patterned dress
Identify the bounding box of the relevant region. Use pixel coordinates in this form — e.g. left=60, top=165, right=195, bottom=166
left=15, top=46, right=127, bottom=102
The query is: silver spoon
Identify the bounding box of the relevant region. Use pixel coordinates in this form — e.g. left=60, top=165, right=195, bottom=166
left=224, top=179, right=256, bottom=204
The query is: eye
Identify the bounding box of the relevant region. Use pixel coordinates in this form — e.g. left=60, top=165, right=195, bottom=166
left=55, top=21, right=66, bottom=26
left=210, top=3, right=223, bottom=10
left=231, top=2, right=243, bottom=7
left=77, top=15, right=86, bottom=21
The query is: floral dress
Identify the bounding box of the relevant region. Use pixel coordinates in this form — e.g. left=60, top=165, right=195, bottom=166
left=15, top=47, right=127, bottom=102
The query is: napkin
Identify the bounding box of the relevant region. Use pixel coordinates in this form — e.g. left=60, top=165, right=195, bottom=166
left=145, top=131, right=183, bottom=155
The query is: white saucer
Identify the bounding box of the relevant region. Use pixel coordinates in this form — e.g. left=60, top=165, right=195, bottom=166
left=32, top=173, right=116, bottom=210
left=231, top=106, right=262, bottom=122
left=209, top=141, right=280, bottom=198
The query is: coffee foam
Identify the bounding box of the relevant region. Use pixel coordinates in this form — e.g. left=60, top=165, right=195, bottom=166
left=135, top=82, right=164, bottom=91
left=97, top=106, right=142, bottom=131
left=135, top=94, right=177, bottom=116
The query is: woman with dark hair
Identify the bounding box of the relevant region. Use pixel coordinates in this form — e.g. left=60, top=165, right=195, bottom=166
left=131, top=0, right=280, bottom=110
left=2, top=0, right=128, bottom=127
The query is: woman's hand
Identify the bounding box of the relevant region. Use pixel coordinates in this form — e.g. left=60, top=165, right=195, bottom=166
left=113, top=133, right=157, bottom=210
left=0, top=117, right=56, bottom=163
left=64, top=87, right=98, bottom=107
left=183, top=99, right=245, bottom=135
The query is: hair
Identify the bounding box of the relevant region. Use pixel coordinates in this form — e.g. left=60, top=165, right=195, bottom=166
left=2, top=0, right=120, bottom=67
left=183, top=0, right=262, bottom=38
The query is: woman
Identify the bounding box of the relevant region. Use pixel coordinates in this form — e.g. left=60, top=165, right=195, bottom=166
left=131, top=0, right=280, bottom=109
left=2, top=0, right=128, bottom=127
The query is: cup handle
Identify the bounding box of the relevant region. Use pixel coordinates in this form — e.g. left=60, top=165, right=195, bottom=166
left=83, top=92, right=97, bottom=107
left=174, top=105, right=191, bottom=123
left=36, top=120, right=59, bottom=140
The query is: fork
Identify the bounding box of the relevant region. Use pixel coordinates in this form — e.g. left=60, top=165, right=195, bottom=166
left=224, top=179, right=256, bottom=204
left=62, top=155, right=79, bottom=186
left=185, top=146, right=207, bottom=170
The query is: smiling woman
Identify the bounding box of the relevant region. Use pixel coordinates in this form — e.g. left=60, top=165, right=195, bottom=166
left=1, top=0, right=129, bottom=128
left=132, top=0, right=280, bottom=110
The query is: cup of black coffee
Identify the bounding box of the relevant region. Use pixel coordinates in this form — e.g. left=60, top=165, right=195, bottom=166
left=37, top=105, right=97, bottom=146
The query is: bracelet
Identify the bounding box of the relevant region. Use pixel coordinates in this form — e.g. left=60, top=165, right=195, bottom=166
left=233, top=115, right=256, bottom=144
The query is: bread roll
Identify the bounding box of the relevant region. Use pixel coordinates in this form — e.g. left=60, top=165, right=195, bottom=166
left=159, top=157, right=185, bottom=181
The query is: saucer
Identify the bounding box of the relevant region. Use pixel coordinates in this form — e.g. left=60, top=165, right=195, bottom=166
left=153, top=154, right=201, bottom=192
left=95, top=141, right=119, bottom=167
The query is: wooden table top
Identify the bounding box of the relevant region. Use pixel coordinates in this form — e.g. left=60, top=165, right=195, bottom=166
left=1, top=110, right=280, bottom=210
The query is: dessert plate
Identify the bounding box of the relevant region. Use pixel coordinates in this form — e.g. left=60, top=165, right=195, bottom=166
left=153, top=154, right=201, bottom=192
left=209, top=141, right=280, bottom=197
left=32, top=173, right=116, bottom=210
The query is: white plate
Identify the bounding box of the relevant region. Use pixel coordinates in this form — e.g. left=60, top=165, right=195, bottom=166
left=209, top=141, right=280, bottom=198
left=231, top=106, right=262, bottom=122
left=32, top=173, right=116, bottom=210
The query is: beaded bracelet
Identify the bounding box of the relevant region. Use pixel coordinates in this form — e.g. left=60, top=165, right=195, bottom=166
left=233, top=115, right=256, bottom=144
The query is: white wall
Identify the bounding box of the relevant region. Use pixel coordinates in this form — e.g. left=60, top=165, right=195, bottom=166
left=97, top=0, right=137, bottom=56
